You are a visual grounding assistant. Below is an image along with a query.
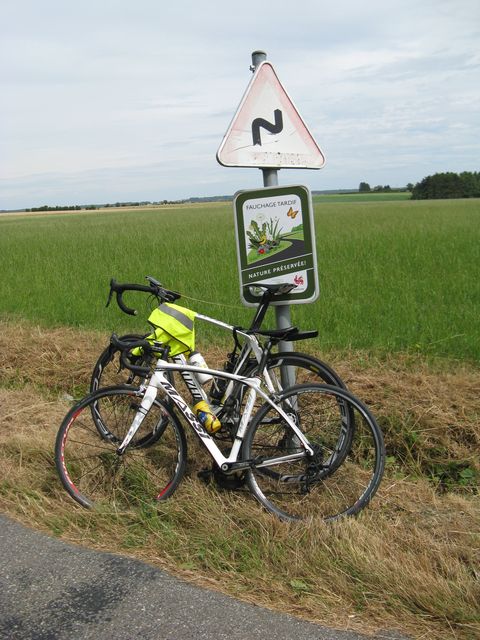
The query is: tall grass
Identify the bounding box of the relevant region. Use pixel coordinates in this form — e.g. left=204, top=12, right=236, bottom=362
left=0, top=321, right=479, bottom=640
left=0, top=204, right=237, bottom=334
left=0, top=199, right=479, bottom=360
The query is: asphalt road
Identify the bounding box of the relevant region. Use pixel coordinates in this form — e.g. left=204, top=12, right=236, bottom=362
left=0, top=514, right=408, bottom=640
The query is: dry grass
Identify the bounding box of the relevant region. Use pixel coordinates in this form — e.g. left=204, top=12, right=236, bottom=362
left=0, top=319, right=479, bottom=639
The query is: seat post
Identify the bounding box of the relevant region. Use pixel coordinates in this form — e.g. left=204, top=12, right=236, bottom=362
left=249, top=289, right=272, bottom=331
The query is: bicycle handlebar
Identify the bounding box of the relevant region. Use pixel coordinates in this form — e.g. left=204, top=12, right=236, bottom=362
left=106, top=276, right=181, bottom=316
left=110, top=333, right=152, bottom=353
left=109, top=333, right=162, bottom=377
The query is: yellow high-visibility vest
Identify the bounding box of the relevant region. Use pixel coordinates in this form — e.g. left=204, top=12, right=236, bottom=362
left=133, top=302, right=197, bottom=357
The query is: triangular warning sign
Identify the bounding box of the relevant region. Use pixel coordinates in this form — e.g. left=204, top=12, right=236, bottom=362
left=217, top=61, right=325, bottom=169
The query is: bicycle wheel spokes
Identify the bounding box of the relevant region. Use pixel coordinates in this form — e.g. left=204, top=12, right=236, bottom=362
left=245, top=384, right=385, bottom=521
left=56, top=388, right=186, bottom=511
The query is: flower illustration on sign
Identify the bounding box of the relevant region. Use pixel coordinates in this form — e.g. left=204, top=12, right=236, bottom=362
left=294, top=275, right=304, bottom=285
left=246, top=217, right=285, bottom=256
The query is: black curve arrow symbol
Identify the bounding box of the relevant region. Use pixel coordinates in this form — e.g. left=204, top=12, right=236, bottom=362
left=251, top=109, right=284, bottom=146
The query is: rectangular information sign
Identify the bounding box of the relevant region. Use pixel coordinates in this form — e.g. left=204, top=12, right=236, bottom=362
left=233, top=185, right=319, bottom=306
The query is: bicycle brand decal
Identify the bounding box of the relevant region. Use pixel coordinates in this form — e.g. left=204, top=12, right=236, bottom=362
left=161, top=379, right=209, bottom=439
left=178, top=370, right=204, bottom=402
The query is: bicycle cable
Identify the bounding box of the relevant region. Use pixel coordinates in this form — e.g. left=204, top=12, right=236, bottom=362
left=177, top=293, right=244, bottom=311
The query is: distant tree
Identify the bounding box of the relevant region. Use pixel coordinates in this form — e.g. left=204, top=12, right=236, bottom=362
left=406, top=183, right=414, bottom=192
left=359, top=182, right=371, bottom=192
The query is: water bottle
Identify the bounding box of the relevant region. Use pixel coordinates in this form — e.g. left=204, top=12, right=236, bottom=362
left=193, top=400, right=221, bottom=433
left=188, top=351, right=212, bottom=385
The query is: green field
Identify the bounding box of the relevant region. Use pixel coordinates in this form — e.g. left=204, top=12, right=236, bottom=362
left=1, top=198, right=479, bottom=361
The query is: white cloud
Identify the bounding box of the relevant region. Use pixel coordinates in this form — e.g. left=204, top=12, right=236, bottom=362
left=1, top=0, right=479, bottom=208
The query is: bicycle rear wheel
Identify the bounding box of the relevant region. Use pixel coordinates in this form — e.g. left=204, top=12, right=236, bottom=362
left=243, top=384, right=385, bottom=521
left=55, top=386, right=187, bottom=510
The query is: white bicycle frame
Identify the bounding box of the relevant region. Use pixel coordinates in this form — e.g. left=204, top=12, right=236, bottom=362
left=117, top=358, right=314, bottom=472
left=170, top=313, right=287, bottom=410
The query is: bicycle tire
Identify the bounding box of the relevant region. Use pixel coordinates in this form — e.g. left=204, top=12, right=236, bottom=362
left=216, top=351, right=348, bottom=416
left=262, top=351, right=347, bottom=389
left=55, top=386, right=187, bottom=510
left=243, top=383, right=385, bottom=522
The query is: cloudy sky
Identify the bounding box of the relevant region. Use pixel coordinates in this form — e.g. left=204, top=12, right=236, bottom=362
left=1, top=0, right=479, bottom=209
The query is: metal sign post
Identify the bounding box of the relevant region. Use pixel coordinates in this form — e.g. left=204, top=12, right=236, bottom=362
left=217, top=49, right=325, bottom=387
left=251, top=52, right=295, bottom=372
left=253, top=52, right=293, bottom=352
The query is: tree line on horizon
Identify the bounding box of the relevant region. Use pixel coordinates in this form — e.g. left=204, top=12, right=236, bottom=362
left=360, top=171, right=480, bottom=200
left=24, top=200, right=186, bottom=213
left=14, top=170, right=480, bottom=213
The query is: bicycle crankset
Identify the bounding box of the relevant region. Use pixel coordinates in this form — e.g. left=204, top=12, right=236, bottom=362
left=197, top=465, right=247, bottom=491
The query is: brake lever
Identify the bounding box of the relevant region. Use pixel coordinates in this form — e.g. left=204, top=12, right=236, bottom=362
left=146, top=275, right=162, bottom=288
left=145, top=276, right=180, bottom=303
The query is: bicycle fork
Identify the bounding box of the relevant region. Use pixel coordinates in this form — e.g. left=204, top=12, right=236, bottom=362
left=116, top=383, right=159, bottom=454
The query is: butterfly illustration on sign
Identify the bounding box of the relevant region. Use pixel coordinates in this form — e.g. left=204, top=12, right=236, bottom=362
left=287, top=206, right=298, bottom=219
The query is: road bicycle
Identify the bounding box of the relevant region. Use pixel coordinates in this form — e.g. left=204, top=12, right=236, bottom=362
left=90, top=277, right=354, bottom=484
left=55, top=332, right=385, bottom=522
left=91, top=277, right=349, bottom=429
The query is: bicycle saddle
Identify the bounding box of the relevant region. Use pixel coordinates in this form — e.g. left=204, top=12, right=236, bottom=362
left=250, top=326, right=318, bottom=342
left=248, top=282, right=297, bottom=296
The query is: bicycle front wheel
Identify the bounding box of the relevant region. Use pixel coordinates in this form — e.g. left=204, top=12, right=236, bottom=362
left=243, top=384, right=385, bottom=522
left=55, top=386, right=187, bottom=510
